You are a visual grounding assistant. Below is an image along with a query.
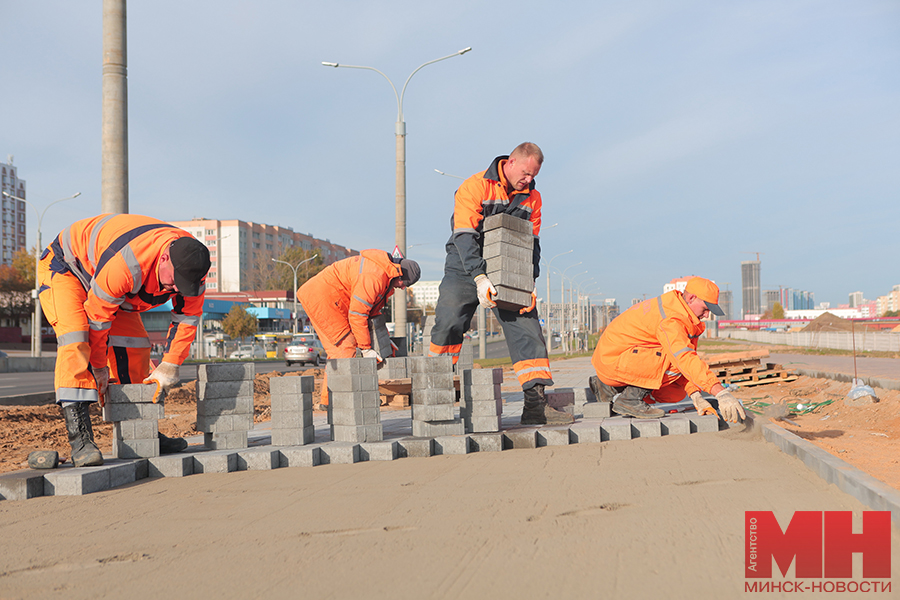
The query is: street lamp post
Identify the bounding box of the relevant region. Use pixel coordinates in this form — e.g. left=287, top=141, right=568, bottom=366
left=322, top=47, right=472, bottom=352
left=560, top=262, right=583, bottom=354
left=3, top=190, right=81, bottom=357
left=272, top=254, right=318, bottom=335
left=542, top=249, right=573, bottom=356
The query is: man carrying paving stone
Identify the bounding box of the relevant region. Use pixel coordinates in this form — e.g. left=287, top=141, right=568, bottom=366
left=590, top=276, right=745, bottom=423
left=296, top=249, right=421, bottom=406
left=428, top=142, right=571, bottom=426
left=38, top=214, right=211, bottom=466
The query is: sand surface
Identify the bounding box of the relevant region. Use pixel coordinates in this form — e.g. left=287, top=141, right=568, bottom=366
left=2, top=424, right=898, bottom=599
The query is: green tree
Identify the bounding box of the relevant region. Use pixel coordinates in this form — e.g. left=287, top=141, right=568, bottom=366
left=222, top=304, right=258, bottom=340
left=772, top=302, right=785, bottom=319
left=10, top=247, right=38, bottom=288
left=0, top=262, right=33, bottom=326
left=271, top=247, right=325, bottom=290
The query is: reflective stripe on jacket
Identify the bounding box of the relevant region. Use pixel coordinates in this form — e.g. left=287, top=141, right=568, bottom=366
left=44, top=214, right=204, bottom=368
left=591, top=290, right=719, bottom=395
left=296, top=249, right=401, bottom=350
left=446, top=155, right=542, bottom=279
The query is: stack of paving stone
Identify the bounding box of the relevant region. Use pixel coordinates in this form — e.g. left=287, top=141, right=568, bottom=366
left=367, top=314, right=394, bottom=360
left=456, top=341, right=474, bottom=373
left=409, top=356, right=463, bottom=436
left=328, top=357, right=383, bottom=442
left=196, top=363, right=255, bottom=450
left=420, top=315, right=436, bottom=356
left=483, top=213, right=534, bottom=311
left=102, top=383, right=164, bottom=458
left=269, top=375, right=315, bottom=446
left=379, top=356, right=408, bottom=380
left=460, top=368, right=503, bottom=433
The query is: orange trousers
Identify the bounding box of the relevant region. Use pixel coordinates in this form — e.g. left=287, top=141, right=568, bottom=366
left=39, top=255, right=151, bottom=403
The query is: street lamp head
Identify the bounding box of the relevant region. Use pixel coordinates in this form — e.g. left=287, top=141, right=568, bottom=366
left=321, top=62, right=339, bottom=67
left=458, top=47, right=472, bottom=55
left=72, top=192, right=82, bottom=198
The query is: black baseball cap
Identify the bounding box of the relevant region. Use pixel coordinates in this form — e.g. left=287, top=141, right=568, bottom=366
left=399, top=259, right=421, bottom=286
left=169, top=237, right=211, bottom=297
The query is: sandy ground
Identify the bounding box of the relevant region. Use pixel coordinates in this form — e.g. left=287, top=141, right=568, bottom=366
left=1, top=424, right=898, bottom=599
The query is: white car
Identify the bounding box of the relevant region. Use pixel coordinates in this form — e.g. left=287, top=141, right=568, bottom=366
left=229, top=344, right=267, bottom=360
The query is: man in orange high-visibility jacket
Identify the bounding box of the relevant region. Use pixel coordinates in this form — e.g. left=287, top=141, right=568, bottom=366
left=38, top=214, right=211, bottom=466
left=591, top=277, right=745, bottom=422
left=429, top=142, right=571, bottom=426
left=296, top=250, right=421, bottom=406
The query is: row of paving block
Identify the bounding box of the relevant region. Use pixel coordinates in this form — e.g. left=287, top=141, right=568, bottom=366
left=0, top=412, right=720, bottom=501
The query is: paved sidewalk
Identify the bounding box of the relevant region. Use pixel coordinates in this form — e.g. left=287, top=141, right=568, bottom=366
left=772, top=352, right=900, bottom=382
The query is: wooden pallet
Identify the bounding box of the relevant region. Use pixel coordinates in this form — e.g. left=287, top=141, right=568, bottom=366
left=377, top=376, right=460, bottom=408
left=701, top=349, right=770, bottom=369
left=730, top=374, right=798, bottom=388
left=716, top=363, right=795, bottom=385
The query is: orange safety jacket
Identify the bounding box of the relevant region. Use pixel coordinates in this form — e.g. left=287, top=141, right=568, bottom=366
left=296, top=249, right=401, bottom=350
left=42, top=214, right=205, bottom=368
left=446, top=156, right=542, bottom=279
left=592, top=290, right=720, bottom=396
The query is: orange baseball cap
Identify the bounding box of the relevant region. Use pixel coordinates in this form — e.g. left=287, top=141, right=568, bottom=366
left=684, top=277, right=724, bottom=316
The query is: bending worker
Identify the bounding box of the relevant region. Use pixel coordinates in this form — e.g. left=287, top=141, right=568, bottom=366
left=590, top=276, right=745, bottom=422
left=296, top=249, right=420, bottom=406
left=429, top=142, right=572, bottom=426
left=39, top=214, right=211, bottom=467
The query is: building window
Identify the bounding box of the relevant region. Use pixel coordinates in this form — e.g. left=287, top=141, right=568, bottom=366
left=18, top=213, right=24, bottom=222
left=205, top=229, right=215, bottom=235
left=18, top=201, right=25, bottom=210
left=18, top=224, right=24, bottom=234
left=210, top=250, right=216, bottom=257
left=253, top=232, right=260, bottom=239
left=266, top=244, right=273, bottom=251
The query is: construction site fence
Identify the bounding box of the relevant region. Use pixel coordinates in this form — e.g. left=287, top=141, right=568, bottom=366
left=721, top=330, right=900, bottom=352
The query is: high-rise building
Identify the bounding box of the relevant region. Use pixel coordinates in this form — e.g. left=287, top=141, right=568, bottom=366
left=719, top=289, right=733, bottom=320
left=741, top=260, right=761, bottom=317
left=0, top=157, right=28, bottom=266
left=169, top=218, right=356, bottom=292
left=409, top=281, right=441, bottom=308
left=849, top=291, right=864, bottom=308
left=763, top=289, right=780, bottom=313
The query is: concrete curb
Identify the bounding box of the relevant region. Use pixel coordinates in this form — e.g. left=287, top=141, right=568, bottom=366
left=794, top=368, right=900, bottom=392
left=0, top=392, right=55, bottom=407
left=761, top=423, right=900, bottom=526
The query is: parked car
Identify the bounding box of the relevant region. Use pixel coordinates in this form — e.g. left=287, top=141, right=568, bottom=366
left=284, top=337, right=327, bottom=366
left=229, top=344, right=267, bottom=360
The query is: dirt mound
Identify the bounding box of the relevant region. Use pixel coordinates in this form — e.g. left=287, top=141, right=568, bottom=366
left=801, top=312, right=854, bottom=332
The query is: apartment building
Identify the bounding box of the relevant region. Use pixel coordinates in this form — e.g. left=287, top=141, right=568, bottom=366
left=170, top=218, right=357, bottom=292
left=0, top=157, right=28, bottom=266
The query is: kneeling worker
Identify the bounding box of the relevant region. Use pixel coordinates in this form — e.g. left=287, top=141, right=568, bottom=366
left=296, top=249, right=421, bottom=405
left=590, top=277, right=745, bottom=422
left=39, top=214, right=211, bottom=467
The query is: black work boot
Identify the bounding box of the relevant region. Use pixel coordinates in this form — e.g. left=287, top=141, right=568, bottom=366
left=611, top=386, right=664, bottom=419
left=589, top=376, right=619, bottom=403
left=521, top=385, right=575, bottom=426
left=158, top=432, right=188, bottom=454
left=61, top=403, right=104, bottom=467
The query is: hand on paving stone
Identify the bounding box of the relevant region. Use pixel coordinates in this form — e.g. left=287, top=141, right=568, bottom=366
left=361, top=348, right=383, bottom=363
left=143, top=361, right=180, bottom=391
left=93, top=366, right=110, bottom=406
left=519, top=290, right=537, bottom=314
left=691, top=391, right=716, bottom=416
left=474, top=274, right=497, bottom=309
left=715, top=390, right=746, bottom=423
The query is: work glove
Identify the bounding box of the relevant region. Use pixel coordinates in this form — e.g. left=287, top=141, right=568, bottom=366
left=93, top=366, right=110, bottom=406
left=519, top=289, right=537, bottom=314
left=143, top=361, right=180, bottom=392
left=690, top=391, right=716, bottom=416
left=361, top=348, right=384, bottom=363
left=715, top=390, right=746, bottom=423
left=474, top=274, right=497, bottom=309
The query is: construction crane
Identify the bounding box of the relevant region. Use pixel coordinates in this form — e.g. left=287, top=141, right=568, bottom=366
left=742, top=251, right=764, bottom=262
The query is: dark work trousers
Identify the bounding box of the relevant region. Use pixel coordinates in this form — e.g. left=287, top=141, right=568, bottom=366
left=428, top=251, right=552, bottom=391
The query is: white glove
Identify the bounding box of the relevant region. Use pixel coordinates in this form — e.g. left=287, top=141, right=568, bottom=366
left=474, top=274, right=497, bottom=309
left=715, top=390, right=746, bottom=423
left=361, top=348, right=384, bottom=363
left=143, top=361, right=180, bottom=391
left=690, top=391, right=716, bottom=416
left=93, top=366, right=110, bottom=405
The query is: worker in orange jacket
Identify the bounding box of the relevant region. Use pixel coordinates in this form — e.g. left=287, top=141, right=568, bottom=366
left=429, top=142, right=571, bottom=426
left=296, top=249, right=421, bottom=405
left=38, top=214, right=211, bottom=466
left=591, top=277, right=746, bottom=422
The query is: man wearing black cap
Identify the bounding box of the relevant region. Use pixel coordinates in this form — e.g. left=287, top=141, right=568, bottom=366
left=296, top=250, right=420, bottom=405
left=37, top=214, right=211, bottom=466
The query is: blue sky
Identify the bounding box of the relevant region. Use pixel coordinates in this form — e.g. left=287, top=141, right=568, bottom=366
left=1, top=0, right=898, bottom=313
